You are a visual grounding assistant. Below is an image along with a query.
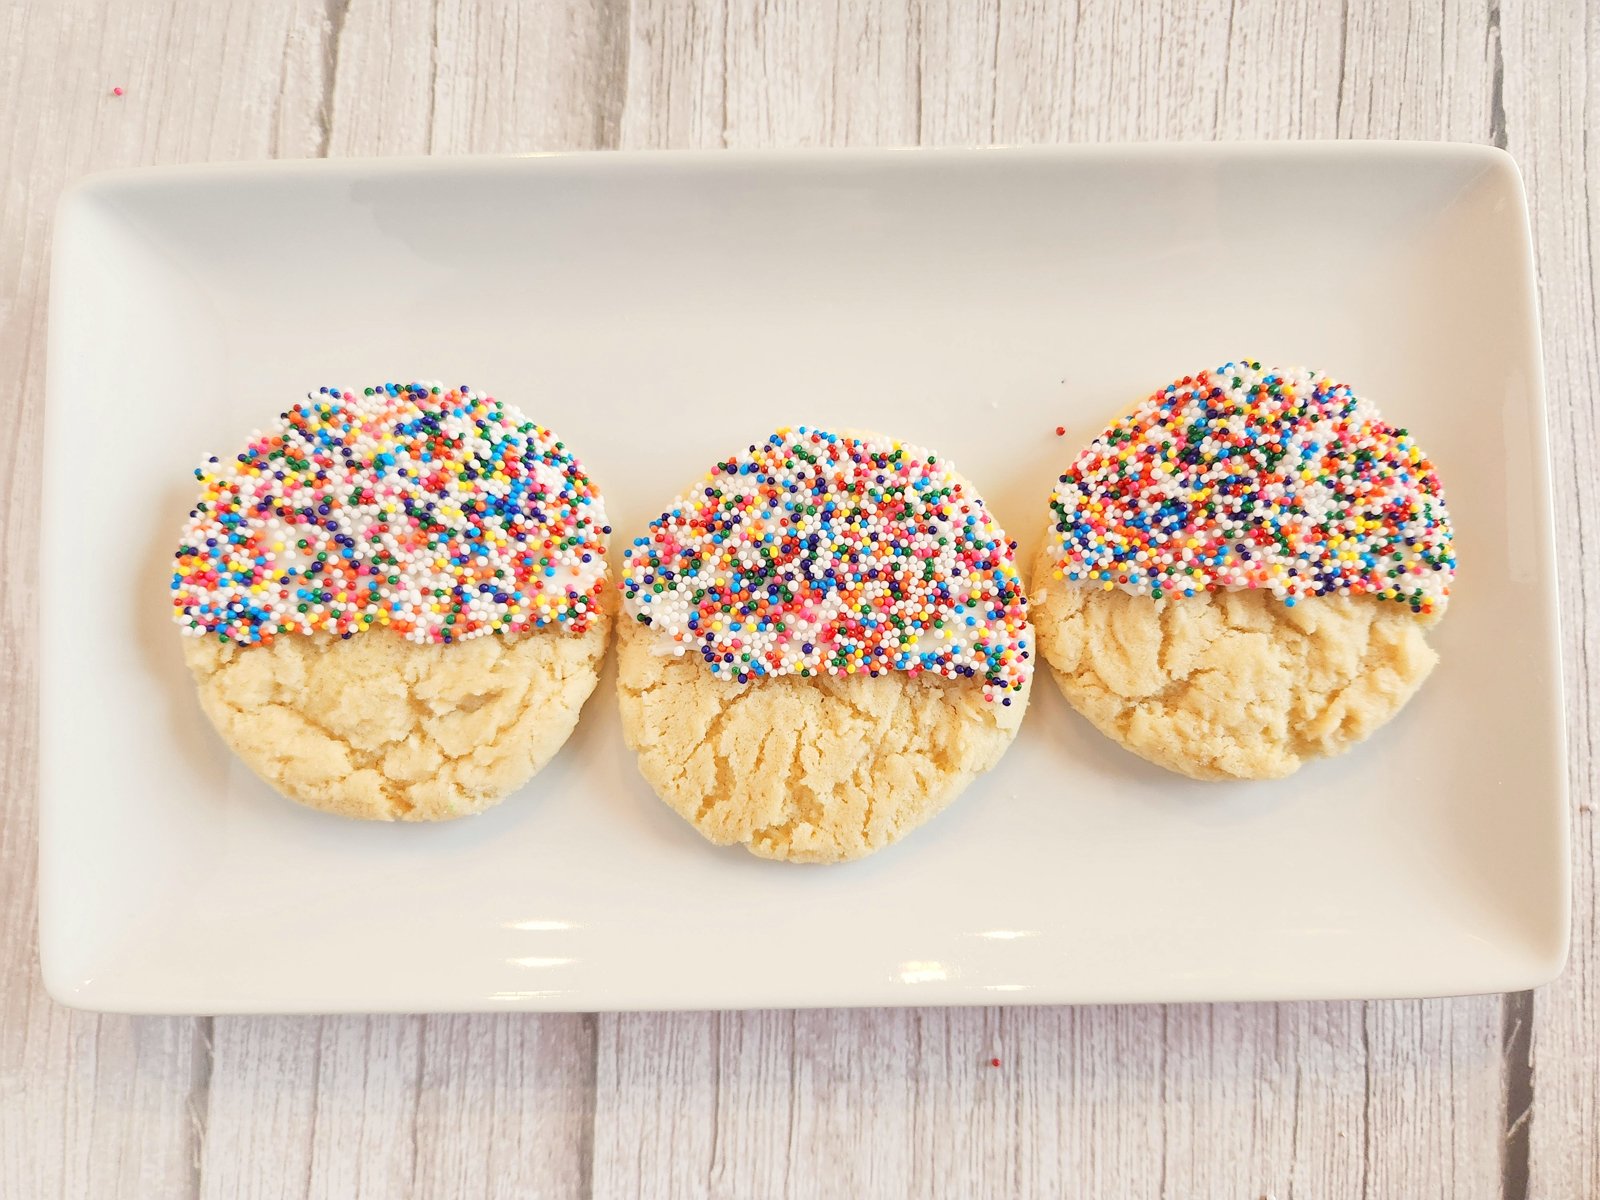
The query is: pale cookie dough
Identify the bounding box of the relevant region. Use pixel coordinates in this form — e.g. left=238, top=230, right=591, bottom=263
left=616, top=615, right=1029, bottom=862
left=1030, top=541, right=1437, bottom=780
left=185, top=612, right=610, bottom=821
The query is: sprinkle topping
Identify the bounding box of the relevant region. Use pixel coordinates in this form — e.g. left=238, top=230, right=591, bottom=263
left=172, top=382, right=609, bottom=645
left=621, top=428, right=1031, bottom=701
left=1048, top=361, right=1455, bottom=614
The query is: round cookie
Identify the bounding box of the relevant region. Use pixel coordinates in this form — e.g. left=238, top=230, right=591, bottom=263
left=1032, top=361, right=1455, bottom=781
left=171, top=381, right=612, bottom=820
left=618, top=427, right=1032, bottom=862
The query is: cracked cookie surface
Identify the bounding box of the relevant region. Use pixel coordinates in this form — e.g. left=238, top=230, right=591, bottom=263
left=615, top=616, right=1029, bottom=862
left=185, top=614, right=610, bottom=821
left=1030, top=539, right=1437, bottom=780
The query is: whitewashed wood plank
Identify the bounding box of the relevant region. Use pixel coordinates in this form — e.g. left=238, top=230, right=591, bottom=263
left=1305, top=12, right=1513, bottom=1200
left=303, top=1018, right=424, bottom=1200
left=913, top=0, right=1002, bottom=144
left=199, top=1019, right=323, bottom=1200
left=784, top=1009, right=922, bottom=1196
left=915, top=0, right=1350, bottom=147
left=411, top=1014, right=597, bottom=1200
left=598, top=1004, right=1391, bottom=1198
left=1268, top=1004, right=1367, bottom=1196
left=1506, top=0, right=1600, bottom=1197
left=920, top=0, right=1347, bottom=145
left=620, top=0, right=923, bottom=149
left=1159, top=1003, right=1360, bottom=1199
left=203, top=1013, right=599, bottom=1200
left=327, top=0, right=631, bottom=155
left=705, top=1010, right=801, bottom=1193
left=1, top=3, right=618, bottom=1199
left=931, top=4, right=1510, bottom=1196
left=196, top=7, right=621, bottom=1199
left=0, top=1014, right=207, bottom=1200
left=430, top=0, right=630, bottom=152
left=1365, top=1000, right=1505, bottom=1199
left=725, top=0, right=919, bottom=146
left=619, top=0, right=730, bottom=148
left=0, top=3, right=336, bottom=1198
left=1209, top=0, right=1346, bottom=140
left=913, top=1005, right=1166, bottom=1197
left=321, top=0, right=442, bottom=156
left=601, top=4, right=1518, bottom=1199
left=593, top=1012, right=718, bottom=1199
left=1002, top=1006, right=1162, bottom=1195
left=596, top=1000, right=1500, bottom=1198
left=1336, top=0, right=1501, bottom=139
left=921, top=0, right=1327, bottom=146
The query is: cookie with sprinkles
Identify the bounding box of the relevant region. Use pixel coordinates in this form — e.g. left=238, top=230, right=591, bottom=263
left=1031, top=361, right=1454, bottom=781
left=172, top=381, right=612, bottom=820
left=617, top=426, right=1032, bottom=863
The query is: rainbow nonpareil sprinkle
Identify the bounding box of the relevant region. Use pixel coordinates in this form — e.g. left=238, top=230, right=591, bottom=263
left=172, top=382, right=609, bottom=645
left=1047, top=361, right=1455, bottom=614
left=621, top=428, right=1031, bottom=702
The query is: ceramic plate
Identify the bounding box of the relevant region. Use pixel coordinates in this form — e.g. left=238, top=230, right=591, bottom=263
left=41, top=144, right=1568, bottom=1013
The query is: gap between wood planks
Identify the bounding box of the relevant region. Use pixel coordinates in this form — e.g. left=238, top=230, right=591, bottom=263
left=1502, top=990, right=1534, bottom=1200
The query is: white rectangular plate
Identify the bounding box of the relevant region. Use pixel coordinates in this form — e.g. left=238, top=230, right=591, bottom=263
left=42, top=144, right=1568, bottom=1013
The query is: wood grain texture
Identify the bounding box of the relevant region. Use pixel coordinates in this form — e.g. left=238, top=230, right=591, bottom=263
left=1505, top=1, right=1600, bottom=1198
left=600, top=3, right=1515, bottom=1199
left=2, top=1, right=1594, bottom=1198
left=197, top=3, right=620, bottom=1197
left=199, top=1015, right=597, bottom=1200
left=0, top=3, right=333, bottom=1196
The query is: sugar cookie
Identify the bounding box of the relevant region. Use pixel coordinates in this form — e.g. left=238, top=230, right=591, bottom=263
left=1032, top=361, right=1454, bottom=780
left=618, top=427, right=1032, bottom=861
left=172, top=381, right=611, bottom=819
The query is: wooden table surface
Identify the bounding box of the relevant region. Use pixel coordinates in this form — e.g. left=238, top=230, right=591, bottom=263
left=3, top=2, right=1595, bottom=1196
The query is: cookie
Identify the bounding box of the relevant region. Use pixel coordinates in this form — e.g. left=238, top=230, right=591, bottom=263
left=183, top=621, right=608, bottom=820
left=617, top=427, right=1032, bottom=862
left=1032, top=361, right=1455, bottom=781
left=171, top=381, right=612, bottom=819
